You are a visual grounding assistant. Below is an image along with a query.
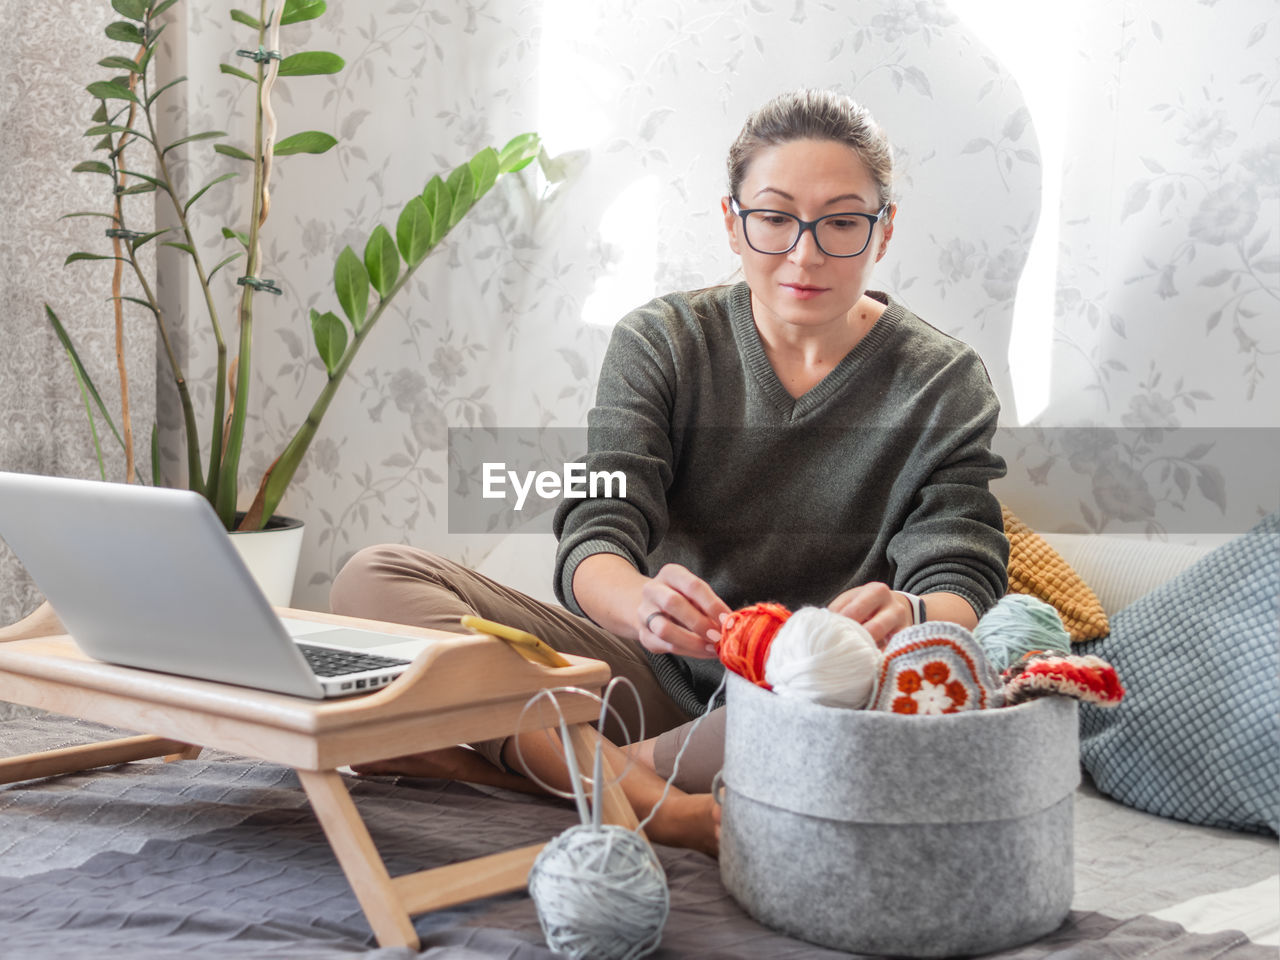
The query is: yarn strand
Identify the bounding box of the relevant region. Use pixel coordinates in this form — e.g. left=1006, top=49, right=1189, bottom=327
left=635, top=673, right=728, bottom=835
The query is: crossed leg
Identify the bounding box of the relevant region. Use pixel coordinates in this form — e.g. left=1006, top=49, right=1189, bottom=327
left=334, top=545, right=720, bottom=855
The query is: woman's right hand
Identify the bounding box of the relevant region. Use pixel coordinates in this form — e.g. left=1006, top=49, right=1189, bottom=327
left=637, top=563, right=732, bottom=659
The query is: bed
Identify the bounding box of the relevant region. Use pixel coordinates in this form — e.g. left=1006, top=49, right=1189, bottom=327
left=1, top=529, right=1275, bottom=958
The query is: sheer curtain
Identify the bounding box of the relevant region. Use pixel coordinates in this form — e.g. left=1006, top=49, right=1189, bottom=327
left=0, top=0, right=156, bottom=622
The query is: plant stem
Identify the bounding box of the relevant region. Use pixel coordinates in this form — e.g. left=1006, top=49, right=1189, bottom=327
left=126, top=248, right=206, bottom=492
left=138, top=51, right=229, bottom=507
left=108, top=42, right=149, bottom=486
left=217, top=0, right=276, bottom=528
left=241, top=261, right=416, bottom=529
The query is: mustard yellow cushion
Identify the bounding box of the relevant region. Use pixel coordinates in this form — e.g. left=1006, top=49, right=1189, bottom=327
left=1002, top=505, right=1110, bottom=643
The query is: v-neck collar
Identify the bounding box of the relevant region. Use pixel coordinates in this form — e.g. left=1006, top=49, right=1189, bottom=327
left=728, top=282, right=903, bottom=421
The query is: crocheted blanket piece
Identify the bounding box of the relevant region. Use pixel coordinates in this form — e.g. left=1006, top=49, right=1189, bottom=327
left=1004, top=653, right=1125, bottom=707
left=1002, top=504, right=1110, bottom=643
left=869, top=622, right=1003, bottom=715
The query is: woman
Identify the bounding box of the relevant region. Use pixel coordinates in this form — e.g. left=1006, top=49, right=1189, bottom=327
left=331, top=90, right=1009, bottom=856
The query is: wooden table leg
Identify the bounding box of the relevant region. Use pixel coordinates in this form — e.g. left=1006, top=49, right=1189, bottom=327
left=0, top=735, right=194, bottom=785
left=296, top=769, right=420, bottom=950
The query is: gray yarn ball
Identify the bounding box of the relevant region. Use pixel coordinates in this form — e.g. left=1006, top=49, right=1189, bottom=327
left=974, top=593, right=1072, bottom=672
left=528, top=824, right=669, bottom=960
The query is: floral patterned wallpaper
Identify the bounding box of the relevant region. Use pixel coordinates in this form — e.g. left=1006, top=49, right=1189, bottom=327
left=998, top=0, right=1278, bottom=537
left=1, top=0, right=1275, bottom=621
left=0, top=0, right=157, bottom=624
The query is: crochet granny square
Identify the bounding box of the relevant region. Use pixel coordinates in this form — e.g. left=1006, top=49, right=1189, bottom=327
left=870, top=622, right=1003, bottom=715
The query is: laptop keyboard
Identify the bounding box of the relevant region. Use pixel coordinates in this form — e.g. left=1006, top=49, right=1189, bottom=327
left=297, top=643, right=410, bottom=677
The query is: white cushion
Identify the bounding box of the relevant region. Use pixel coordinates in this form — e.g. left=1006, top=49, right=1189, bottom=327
left=1038, top=533, right=1230, bottom=617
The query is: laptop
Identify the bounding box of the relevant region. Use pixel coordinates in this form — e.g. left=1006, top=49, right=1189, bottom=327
left=0, top=471, right=440, bottom=699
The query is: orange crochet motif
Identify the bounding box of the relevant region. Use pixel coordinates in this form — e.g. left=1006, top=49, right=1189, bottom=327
left=1002, top=505, right=1110, bottom=643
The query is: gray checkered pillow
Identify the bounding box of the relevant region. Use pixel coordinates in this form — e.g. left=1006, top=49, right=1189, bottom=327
left=1079, top=512, right=1279, bottom=835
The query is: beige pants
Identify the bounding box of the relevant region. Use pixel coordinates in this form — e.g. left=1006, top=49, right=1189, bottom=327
left=330, top=545, right=726, bottom=792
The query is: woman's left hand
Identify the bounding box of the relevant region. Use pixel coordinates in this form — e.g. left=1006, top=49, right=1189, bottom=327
left=826, top=582, right=912, bottom=648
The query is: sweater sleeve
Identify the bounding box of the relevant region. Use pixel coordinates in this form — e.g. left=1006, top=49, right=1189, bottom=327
left=552, top=304, right=678, bottom=617
left=886, top=348, right=1009, bottom=617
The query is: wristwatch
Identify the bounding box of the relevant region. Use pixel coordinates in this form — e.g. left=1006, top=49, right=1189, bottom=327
left=896, top=591, right=928, bottom=625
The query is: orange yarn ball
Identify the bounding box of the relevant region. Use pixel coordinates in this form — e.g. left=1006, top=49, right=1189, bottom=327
left=718, top=602, right=792, bottom=688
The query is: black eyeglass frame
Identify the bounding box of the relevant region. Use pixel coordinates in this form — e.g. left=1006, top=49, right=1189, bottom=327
left=729, top=197, right=890, bottom=258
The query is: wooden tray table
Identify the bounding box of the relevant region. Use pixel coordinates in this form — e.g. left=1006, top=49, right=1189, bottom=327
left=0, top=609, right=632, bottom=949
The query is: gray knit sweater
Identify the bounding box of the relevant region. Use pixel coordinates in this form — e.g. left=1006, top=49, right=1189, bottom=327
left=553, top=282, right=1009, bottom=716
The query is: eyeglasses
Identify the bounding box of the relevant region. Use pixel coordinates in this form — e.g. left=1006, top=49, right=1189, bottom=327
left=729, top=197, right=889, bottom=258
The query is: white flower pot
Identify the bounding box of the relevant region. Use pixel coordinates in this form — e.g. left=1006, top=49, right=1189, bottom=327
left=227, top=515, right=305, bottom=607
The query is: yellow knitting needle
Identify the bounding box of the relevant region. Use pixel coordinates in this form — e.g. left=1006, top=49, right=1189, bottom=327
left=460, top=615, right=572, bottom=668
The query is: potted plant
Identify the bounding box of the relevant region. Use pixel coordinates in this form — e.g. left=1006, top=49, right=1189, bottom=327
left=45, top=0, right=540, bottom=545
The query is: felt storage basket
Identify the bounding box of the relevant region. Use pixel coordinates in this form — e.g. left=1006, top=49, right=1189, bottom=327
left=718, top=672, right=1079, bottom=958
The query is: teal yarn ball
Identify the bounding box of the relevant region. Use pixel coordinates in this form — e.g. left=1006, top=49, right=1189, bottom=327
left=973, top=594, right=1072, bottom=673
left=528, top=823, right=669, bottom=960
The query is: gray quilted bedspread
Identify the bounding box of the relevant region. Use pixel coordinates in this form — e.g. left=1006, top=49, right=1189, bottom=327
left=0, top=708, right=1275, bottom=958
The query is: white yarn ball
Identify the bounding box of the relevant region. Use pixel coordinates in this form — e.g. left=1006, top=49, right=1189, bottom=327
left=528, top=824, right=669, bottom=960
left=764, top=606, right=880, bottom=709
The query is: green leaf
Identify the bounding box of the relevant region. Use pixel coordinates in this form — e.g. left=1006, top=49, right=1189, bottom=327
left=85, top=123, right=150, bottom=143
left=277, top=51, right=345, bottom=76
left=119, top=168, right=169, bottom=191
left=219, top=63, right=255, bottom=81
left=152, top=0, right=180, bottom=19
left=161, top=241, right=196, bottom=254
left=131, top=229, right=169, bottom=250
left=363, top=225, right=401, bottom=297
left=73, top=357, right=108, bottom=481
left=138, top=40, right=158, bottom=74
left=93, top=135, right=114, bottom=152
left=98, top=55, right=142, bottom=72
left=230, top=9, right=261, bottom=28
left=333, top=246, right=370, bottom=332
left=44, top=304, right=126, bottom=454
left=395, top=196, right=434, bottom=266
left=92, top=102, right=108, bottom=123
left=144, top=21, right=168, bottom=49
left=445, top=163, right=474, bottom=229
left=87, top=80, right=138, bottom=102
left=59, top=211, right=121, bottom=223
left=221, top=226, right=250, bottom=247
left=469, top=147, right=500, bottom=199
left=119, top=182, right=156, bottom=195
left=104, top=21, right=144, bottom=44
left=72, top=160, right=113, bottom=175
left=310, top=309, right=348, bottom=376
left=281, top=0, right=326, bottom=25
left=145, top=75, right=186, bottom=107
left=183, top=171, right=238, bottom=214
left=497, top=132, right=540, bottom=173
left=111, top=295, right=160, bottom=316
left=65, top=252, right=129, bottom=265
left=161, top=130, right=227, bottom=155
left=422, top=176, right=452, bottom=247
left=151, top=424, right=161, bottom=486
left=111, top=0, right=146, bottom=20
left=208, top=251, right=244, bottom=281
left=215, top=143, right=253, bottom=161
left=273, top=131, right=338, bottom=156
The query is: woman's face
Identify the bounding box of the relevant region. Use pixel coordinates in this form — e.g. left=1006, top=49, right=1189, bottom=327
left=722, top=138, right=894, bottom=335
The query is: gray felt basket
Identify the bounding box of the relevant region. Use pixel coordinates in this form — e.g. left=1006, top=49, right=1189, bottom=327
left=718, top=672, right=1080, bottom=958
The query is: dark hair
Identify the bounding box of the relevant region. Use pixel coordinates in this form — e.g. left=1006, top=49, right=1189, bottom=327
left=726, top=90, right=894, bottom=209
